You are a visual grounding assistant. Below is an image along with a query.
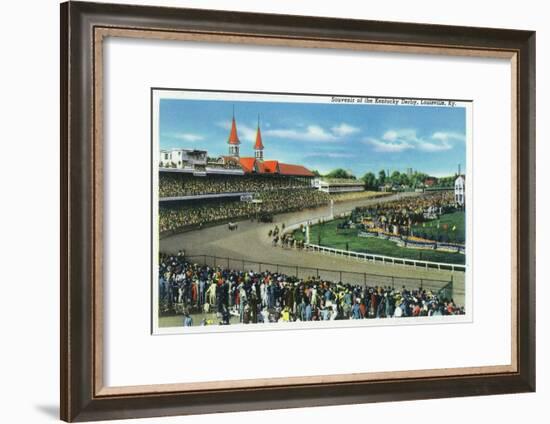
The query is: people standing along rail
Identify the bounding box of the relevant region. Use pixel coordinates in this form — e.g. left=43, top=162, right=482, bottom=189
left=158, top=253, right=464, bottom=327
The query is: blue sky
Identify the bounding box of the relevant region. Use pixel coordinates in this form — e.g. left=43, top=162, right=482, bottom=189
left=159, top=97, right=466, bottom=177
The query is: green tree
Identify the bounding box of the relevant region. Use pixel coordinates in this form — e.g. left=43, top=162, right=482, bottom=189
left=438, top=176, right=455, bottom=187
left=361, top=172, right=377, bottom=190
left=326, top=168, right=355, bottom=179
left=378, top=169, right=386, bottom=185
left=410, top=171, right=429, bottom=188
left=390, top=170, right=401, bottom=185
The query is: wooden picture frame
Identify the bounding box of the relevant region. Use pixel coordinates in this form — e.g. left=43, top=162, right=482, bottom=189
left=60, top=1, right=536, bottom=421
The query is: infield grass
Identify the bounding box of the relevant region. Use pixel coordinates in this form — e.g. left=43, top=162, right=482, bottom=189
left=294, top=218, right=465, bottom=265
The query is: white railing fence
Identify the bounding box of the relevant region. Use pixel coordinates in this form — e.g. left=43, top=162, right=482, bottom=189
left=305, top=243, right=465, bottom=272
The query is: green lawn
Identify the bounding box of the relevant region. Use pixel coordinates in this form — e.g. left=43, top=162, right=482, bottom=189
left=411, top=211, right=465, bottom=243
left=294, top=218, right=465, bottom=265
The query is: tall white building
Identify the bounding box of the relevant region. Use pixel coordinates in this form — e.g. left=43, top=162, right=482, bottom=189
left=454, top=175, right=465, bottom=206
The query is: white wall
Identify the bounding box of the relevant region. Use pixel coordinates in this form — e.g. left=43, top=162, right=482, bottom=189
left=0, top=0, right=546, bottom=423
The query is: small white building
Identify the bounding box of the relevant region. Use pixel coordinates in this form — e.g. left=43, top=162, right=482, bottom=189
left=454, top=175, right=465, bottom=206
left=159, top=149, right=207, bottom=169
left=314, top=178, right=365, bottom=194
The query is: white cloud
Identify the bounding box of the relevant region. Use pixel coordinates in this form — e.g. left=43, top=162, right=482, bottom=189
left=218, top=120, right=361, bottom=143
left=238, top=125, right=257, bottom=142
left=305, top=152, right=355, bottom=159
left=331, top=123, right=360, bottom=137
left=216, top=121, right=257, bottom=142
left=418, top=131, right=464, bottom=151
left=366, top=129, right=464, bottom=153
left=265, top=122, right=360, bottom=142
left=163, top=132, right=204, bottom=142
left=418, top=141, right=452, bottom=152
left=382, top=129, right=415, bottom=142
left=367, top=137, right=413, bottom=153
left=431, top=131, right=465, bottom=142
left=266, top=125, right=337, bottom=142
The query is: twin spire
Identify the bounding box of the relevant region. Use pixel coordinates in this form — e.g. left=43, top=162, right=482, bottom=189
left=254, top=115, right=264, bottom=151
left=227, top=107, right=264, bottom=160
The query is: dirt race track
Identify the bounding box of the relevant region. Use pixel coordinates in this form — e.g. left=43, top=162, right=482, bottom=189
left=160, top=192, right=466, bottom=306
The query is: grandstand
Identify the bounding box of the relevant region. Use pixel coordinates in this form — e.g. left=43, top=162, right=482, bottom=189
left=159, top=112, right=330, bottom=234
left=159, top=173, right=314, bottom=199
left=159, top=189, right=330, bottom=233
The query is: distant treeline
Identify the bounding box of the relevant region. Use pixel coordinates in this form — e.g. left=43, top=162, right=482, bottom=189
left=310, top=168, right=457, bottom=191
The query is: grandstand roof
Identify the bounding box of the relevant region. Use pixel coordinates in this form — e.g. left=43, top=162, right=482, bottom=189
left=238, top=157, right=256, bottom=173
left=227, top=117, right=240, bottom=145
left=236, top=157, right=314, bottom=177
left=261, top=160, right=279, bottom=173
left=278, top=163, right=315, bottom=177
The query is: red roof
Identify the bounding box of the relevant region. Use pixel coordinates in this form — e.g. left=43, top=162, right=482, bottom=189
left=278, top=163, right=315, bottom=177
left=238, top=158, right=312, bottom=176
left=227, top=117, right=240, bottom=145
left=262, top=160, right=279, bottom=173
left=255, top=161, right=266, bottom=173
left=239, top=157, right=256, bottom=173
left=254, top=126, right=264, bottom=150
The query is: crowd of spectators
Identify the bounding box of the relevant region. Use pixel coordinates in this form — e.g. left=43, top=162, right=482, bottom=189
left=159, top=173, right=312, bottom=198
left=349, top=191, right=460, bottom=236
left=159, top=188, right=330, bottom=233
left=206, top=158, right=243, bottom=169
left=160, top=159, right=242, bottom=170
left=158, top=253, right=464, bottom=326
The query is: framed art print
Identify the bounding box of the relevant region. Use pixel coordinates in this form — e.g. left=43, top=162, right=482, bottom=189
left=60, top=1, right=535, bottom=421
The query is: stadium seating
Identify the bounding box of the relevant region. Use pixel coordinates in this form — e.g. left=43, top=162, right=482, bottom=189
left=159, top=188, right=330, bottom=232
left=160, top=173, right=311, bottom=198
